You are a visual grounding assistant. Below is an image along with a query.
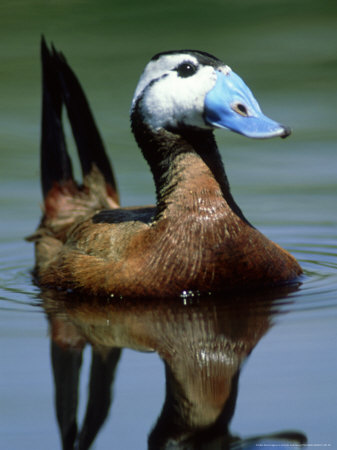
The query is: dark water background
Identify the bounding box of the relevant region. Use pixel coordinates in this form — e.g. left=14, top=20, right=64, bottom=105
left=0, top=0, right=336, bottom=449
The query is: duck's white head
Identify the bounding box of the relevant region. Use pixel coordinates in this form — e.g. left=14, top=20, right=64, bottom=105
left=132, top=50, right=290, bottom=139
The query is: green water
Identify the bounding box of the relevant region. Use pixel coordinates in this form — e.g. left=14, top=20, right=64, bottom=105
left=1, top=0, right=337, bottom=449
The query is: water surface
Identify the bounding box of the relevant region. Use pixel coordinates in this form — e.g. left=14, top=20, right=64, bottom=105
left=1, top=1, right=336, bottom=449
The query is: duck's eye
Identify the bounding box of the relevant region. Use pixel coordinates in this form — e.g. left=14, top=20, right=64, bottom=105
left=176, top=62, right=197, bottom=78
left=232, top=102, right=249, bottom=117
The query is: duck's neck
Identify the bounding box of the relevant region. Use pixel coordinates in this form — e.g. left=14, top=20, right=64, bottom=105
left=131, top=114, right=249, bottom=224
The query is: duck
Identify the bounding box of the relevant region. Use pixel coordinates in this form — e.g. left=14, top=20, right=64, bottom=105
left=29, top=37, right=302, bottom=299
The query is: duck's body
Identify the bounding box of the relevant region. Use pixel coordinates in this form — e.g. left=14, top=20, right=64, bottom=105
left=30, top=39, right=302, bottom=298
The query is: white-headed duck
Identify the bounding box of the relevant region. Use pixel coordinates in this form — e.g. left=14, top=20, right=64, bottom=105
left=29, top=38, right=302, bottom=298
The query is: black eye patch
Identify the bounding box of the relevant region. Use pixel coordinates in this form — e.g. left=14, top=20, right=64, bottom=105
left=175, top=62, right=198, bottom=78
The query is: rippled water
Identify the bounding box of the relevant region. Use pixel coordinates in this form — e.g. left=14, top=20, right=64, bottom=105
left=1, top=1, right=337, bottom=449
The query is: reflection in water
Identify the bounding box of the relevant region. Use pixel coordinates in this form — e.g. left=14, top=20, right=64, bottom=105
left=41, top=286, right=307, bottom=449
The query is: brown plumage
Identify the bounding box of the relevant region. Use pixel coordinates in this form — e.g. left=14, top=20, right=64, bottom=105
left=28, top=39, right=302, bottom=299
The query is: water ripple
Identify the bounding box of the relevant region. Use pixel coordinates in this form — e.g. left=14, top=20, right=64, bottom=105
left=0, top=242, right=41, bottom=312
left=280, top=230, right=337, bottom=317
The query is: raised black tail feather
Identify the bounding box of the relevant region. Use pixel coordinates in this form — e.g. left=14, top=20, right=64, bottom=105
left=40, top=36, right=74, bottom=199
left=51, top=46, right=118, bottom=192
left=40, top=37, right=118, bottom=200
